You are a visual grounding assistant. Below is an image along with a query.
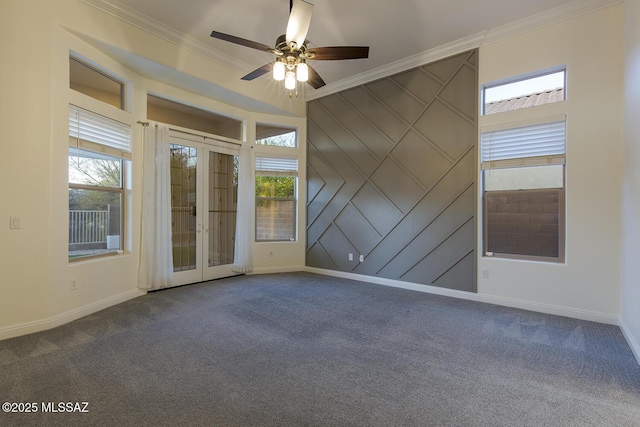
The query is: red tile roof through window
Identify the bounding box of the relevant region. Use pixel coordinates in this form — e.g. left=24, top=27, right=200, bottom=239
left=484, top=87, right=564, bottom=114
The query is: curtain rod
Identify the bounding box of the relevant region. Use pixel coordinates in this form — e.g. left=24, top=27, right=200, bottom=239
left=137, top=121, right=244, bottom=147
left=169, top=127, right=242, bottom=146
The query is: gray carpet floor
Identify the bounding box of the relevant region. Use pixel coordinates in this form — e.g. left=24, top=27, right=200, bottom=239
left=1, top=272, right=639, bottom=426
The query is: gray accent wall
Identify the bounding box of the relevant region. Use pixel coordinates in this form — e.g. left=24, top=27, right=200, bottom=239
left=306, top=50, right=478, bottom=292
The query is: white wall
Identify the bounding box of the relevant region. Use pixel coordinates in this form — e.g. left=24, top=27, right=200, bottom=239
left=621, top=0, right=640, bottom=361
left=0, top=0, right=55, bottom=334
left=477, top=6, right=623, bottom=323
left=0, top=0, right=306, bottom=340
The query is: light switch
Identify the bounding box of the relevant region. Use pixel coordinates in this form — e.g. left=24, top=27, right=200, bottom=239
left=10, top=217, right=21, bottom=229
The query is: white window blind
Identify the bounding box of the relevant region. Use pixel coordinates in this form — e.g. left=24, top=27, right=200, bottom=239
left=69, top=105, right=131, bottom=160
left=481, top=120, right=565, bottom=169
left=255, top=156, right=298, bottom=176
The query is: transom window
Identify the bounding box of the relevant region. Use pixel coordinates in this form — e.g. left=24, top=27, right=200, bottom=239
left=483, top=69, right=566, bottom=115
left=147, top=95, right=242, bottom=140
left=70, top=56, right=125, bottom=110
left=255, top=124, right=297, bottom=147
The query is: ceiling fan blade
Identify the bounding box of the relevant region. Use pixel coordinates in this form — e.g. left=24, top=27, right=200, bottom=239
left=306, top=46, right=370, bottom=61
left=285, top=0, right=313, bottom=49
left=241, top=63, right=274, bottom=81
left=210, top=30, right=273, bottom=52
left=306, top=64, right=326, bottom=89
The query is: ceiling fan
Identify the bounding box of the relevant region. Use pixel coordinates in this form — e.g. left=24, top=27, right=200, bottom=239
left=210, top=0, right=369, bottom=90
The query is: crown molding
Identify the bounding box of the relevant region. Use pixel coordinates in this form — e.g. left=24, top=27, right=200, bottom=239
left=482, top=0, right=623, bottom=45
left=80, top=0, right=253, bottom=75
left=306, top=0, right=622, bottom=101
left=306, top=32, right=485, bottom=101
left=81, top=0, right=622, bottom=102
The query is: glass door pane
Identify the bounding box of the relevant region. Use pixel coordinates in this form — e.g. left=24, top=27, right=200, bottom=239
left=166, top=134, right=240, bottom=286
left=170, top=143, right=198, bottom=272
left=207, top=151, right=238, bottom=267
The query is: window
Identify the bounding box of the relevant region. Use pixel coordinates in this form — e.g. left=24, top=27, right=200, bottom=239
left=481, top=118, right=565, bottom=261
left=70, top=57, right=125, bottom=110
left=483, top=69, right=565, bottom=115
left=147, top=95, right=242, bottom=140
left=255, top=124, right=297, bottom=147
left=255, top=156, right=298, bottom=241
left=68, top=105, right=131, bottom=260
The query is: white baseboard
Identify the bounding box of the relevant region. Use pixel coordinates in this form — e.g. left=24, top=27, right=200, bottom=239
left=472, top=293, right=618, bottom=325
left=619, top=317, right=640, bottom=365
left=0, top=288, right=146, bottom=341
left=303, top=267, right=619, bottom=325
left=250, top=265, right=305, bottom=275
left=3, top=268, right=628, bottom=358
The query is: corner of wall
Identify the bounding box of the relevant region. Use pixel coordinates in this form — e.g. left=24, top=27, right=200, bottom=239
left=619, top=316, right=640, bottom=365
left=620, top=0, right=640, bottom=366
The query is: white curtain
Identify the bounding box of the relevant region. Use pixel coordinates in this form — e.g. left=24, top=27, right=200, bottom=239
left=138, top=122, right=174, bottom=290
left=233, top=143, right=253, bottom=273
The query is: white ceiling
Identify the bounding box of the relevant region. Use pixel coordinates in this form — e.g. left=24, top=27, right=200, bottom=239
left=89, top=0, right=615, bottom=98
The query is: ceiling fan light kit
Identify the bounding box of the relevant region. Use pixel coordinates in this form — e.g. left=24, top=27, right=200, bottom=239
left=285, top=70, right=297, bottom=90
left=296, top=61, right=309, bottom=82
left=273, top=61, right=286, bottom=81
left=210, top=0, right=370, bottom=94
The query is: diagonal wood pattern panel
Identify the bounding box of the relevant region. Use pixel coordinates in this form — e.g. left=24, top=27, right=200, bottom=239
left=307, top=50, right=478, bottom=292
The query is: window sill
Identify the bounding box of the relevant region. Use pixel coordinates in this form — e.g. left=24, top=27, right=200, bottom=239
left=483, top=252, right=565, bottom=265
left=69, top=249, right=125, bottom=263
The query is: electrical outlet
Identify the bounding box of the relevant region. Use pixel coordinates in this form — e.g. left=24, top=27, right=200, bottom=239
left=359, top=255, right=364, bottom=262
left=481, top=269, right=489, bottom=279
left=70, top=278, right=78, bottom=291
left=9, top=216, right=21, bottom=229
left=348, top=253, right=353, bottom=261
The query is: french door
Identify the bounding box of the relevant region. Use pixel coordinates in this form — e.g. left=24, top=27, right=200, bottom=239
left=168, top=131, right=240, bottom=286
